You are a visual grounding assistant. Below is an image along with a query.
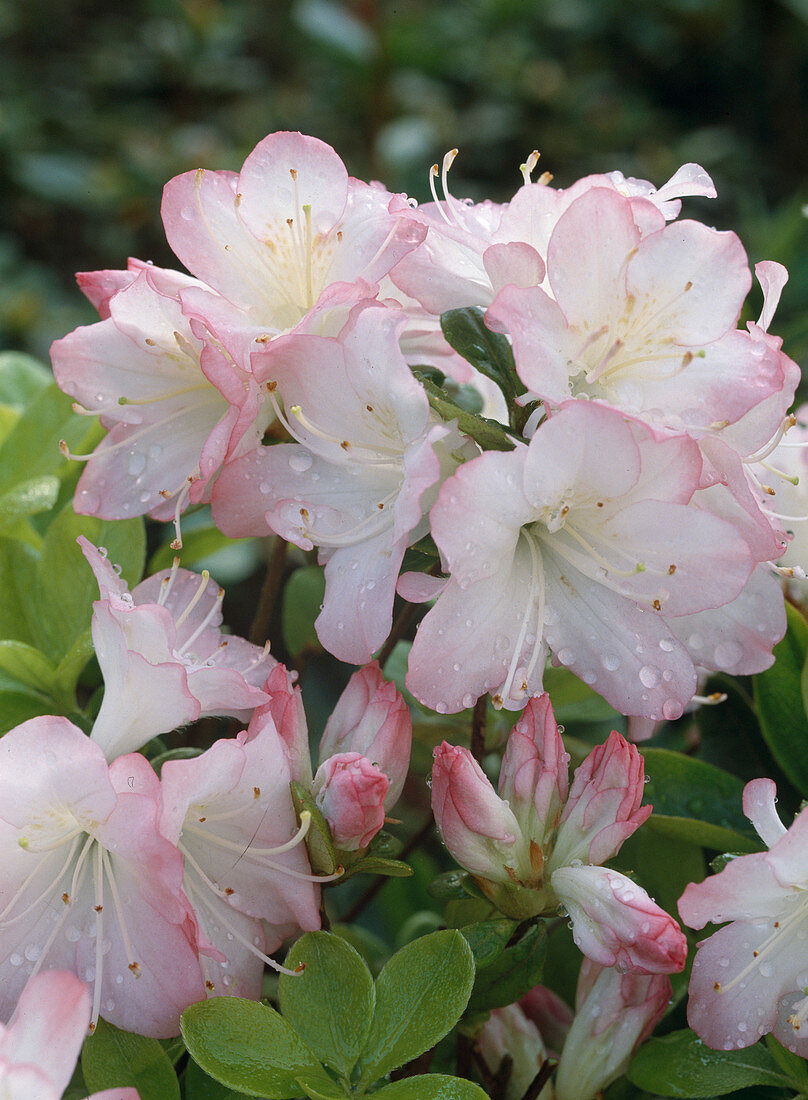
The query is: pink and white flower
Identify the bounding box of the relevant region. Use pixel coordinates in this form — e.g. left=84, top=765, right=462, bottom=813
left=81, top=537, right=274, bottom=759
left=311, top=753, right=390, bottom=851
left=679, top=778, right=808, bottom=1054
left=212, top=302, right=475, bottom=663
left=0, top=718, right=205, bottom=1038
left=407, top=400, right=752, bottom=719
left=159, top=713, right=322, bottom=1000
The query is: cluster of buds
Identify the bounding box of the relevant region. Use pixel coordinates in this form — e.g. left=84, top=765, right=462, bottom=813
left=432, top=695, right=686, bottom=974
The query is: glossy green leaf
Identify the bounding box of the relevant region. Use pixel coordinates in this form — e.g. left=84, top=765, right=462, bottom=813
left=149, top=523, right=242, bottom=573
left=184, top=1057, right=254, bottom=1100
left=458, top=918, right=518, bottom=970
left=0, top=640, right=57, bottom=694
left=342, top=855, right=414, bottom=879
left=0, top=536, right=40, bottom=643
left=0, top=474, right=59, bottom=532
left=0, top=685, right=57, bottom=733
left=282, top=565, right=326, bottom=657
left=627, top=1029, right=794, bottom=1096
left=0, top=351, right=51, bottom=409
left=0, top=383, right=91, bottom=490
left=279, top=931, right=375, bottom=1080
left=641, top=748, right=760, bottom=851
left=465, top=920, right=546, bottom=1014
left=752, top=601, right=808, bottom=796
left=32, top=506, right=145, bottom=660
left=765, top=1033, right=808, bottom=1083
left=357, top=929, right=475, bottom=1088
left=181, top=997, right=336, bottom=1099
left=81, top=1017, right=180, bottom=1100
left=440, top=307, right=522, bottom=407
left=373, top=1075, right=489, bottom=1098
left=416, top=376, right=518, bottom=452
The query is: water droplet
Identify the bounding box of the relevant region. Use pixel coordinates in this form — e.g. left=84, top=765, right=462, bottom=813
left=289, top=452, right=313, bottom=473
left=138, top=491, right=152, bottom=504
left=714, top=641, right=743, bottom=669
left=465, top=619, right=473, bottom=628
left=581, top=670, right=597, bottom=685
left=127, top=451, right=147, bottom=476
left=65, top=926, right=81, bottom=943
left=602, top=654, right=621, bottom=671
left=259, top=481, right=272, bottom=495
left=543, top=607, right=560, bottom=626
left=181, top=206, right=195, bottom=221
left=639, top=665, right=660, bottom=688
left=104, top=999, right=115, bottom=1012
left=462, top=693, right=475, bottom=709
left=662, top=699, right=683, bottom=721
left=148, top=444, right=162, bottom=459
left=435, top=702, right=447, bottom=714
left=9, top=953, right=22, bottom=967
left=759, top=963, right=773, bottom=977
left=687, top=632, right=704, bottom=650
left=659, top=638, right=675, bottom=652
left=24, top=944, right=42, bottom=962
left=558, top=648, right=575, bottom=665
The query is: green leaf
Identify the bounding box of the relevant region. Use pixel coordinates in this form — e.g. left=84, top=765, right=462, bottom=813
left=357, top=929, right=475, bottom=1089
left=627, top=1029, right=795, bottom=1096
left=0, top=351, right=51, bottom=409
left=0, top=640, right=57, bottom=694
left=440, top=307, right=523, bottom=407
left=0, top=685, right=58, bottom=733
left=416, top=376, right=518, bottom=453
left=0, top=536, right=40, bottom=643
left=0, top=474, right=60, bottom=532
left=282, top=566, right=326, bottom=657
left=341, top=855, right=414, bottom=879
left=458, top=918, right=518, bottom=970
left=32, top=506, right=145, bottom=660
left=184, top=1057, right=255, bottom=1100
left=149, top=523, right=245, bottom=574
left=754, top=601, right=808, bottom=796
left=641, top=748, right=760, bottom=852
left=181, top=997, right=336, bottom=1099
left=0, top=382, right=90, bottom=491
left=373, top=1075, right=489, bottom=1098
left=279, top=931, right=375, bottom=1080
left=81, top=1017, right=180, bottom=1100
left=464, top=920, right=546, bottom=1014
left=765, top=1033, right=808, bottom=1083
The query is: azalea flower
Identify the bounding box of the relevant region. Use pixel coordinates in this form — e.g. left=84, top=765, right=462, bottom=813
left=0, top=970, right=139, bottom=1099
left=212, top=302, right=475, bottom=663
left=80, top=537, right=273, bottom=760
left=0, top=718, right=205, bottom=1038
left=430, top=695, right=687, bottom=971
left=52, top=263, right=269, bottom=527
left=679, top=778, right=808, bottom=1054
left=406, top=400, right=752, bottom=719
left=159, top=712, right=323, bottom=1000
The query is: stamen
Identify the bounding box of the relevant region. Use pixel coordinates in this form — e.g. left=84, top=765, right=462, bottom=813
left=157, top=557, right=181, bottom=607
left=746, top=415, right=797, bottom=463
left=0, top=837, right=82, bottom=927
left=90, top=846, right=105, bottom=1031
left=757, top=459, right=799, bottom=486
left=520, top=150, right=541, bottom=185
left=429, top=164, right=453, bottom=226
left=174, top=570, right=211, bottom=629
left=177, top=587, right=224, bottom=655
left=498, top=532, right=546, bottom=706
left=101, top=849, right=141, bottom=978
left=563, top=525, right=645, bottom=578
left=691, top=692, right=728, bottom=706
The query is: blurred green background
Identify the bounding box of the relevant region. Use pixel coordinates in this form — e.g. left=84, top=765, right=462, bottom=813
left=1, top=0, right=807, bottom=369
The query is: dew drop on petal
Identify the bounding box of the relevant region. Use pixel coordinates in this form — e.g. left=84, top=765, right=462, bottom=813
left=639, top=665, right=660, bottom=688
left=558, top=648, right=575, bottom=665
left=127, top=451, right=147, bottom=476
left=662, top=699, right=684, bottom=721
left=8, top=954, right=22, bottom=967
left=462, top=693, right=475, bottom=709
left=714, top=641, right=743, bottom=669
left=289, top=452, right=313, bottom=473
left=602, top=654, right=621, bottom=671
left=435, top=702, right=448, bottom=714
left=23, top=944, right=42, bottom=962
left=659, top=638, right=675, bottom=652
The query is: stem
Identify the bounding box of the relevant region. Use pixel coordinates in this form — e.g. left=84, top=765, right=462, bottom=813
left=470, top=696, right=487, bottom=764
left=521, top=1059, right=556, bottom=1100
left=339, top=814, right=434, bottom=924
left=249, top=537, right=288, bottom=645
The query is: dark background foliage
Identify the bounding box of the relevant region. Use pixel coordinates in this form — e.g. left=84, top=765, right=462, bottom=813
left=2, top=0, right=807, bottom=369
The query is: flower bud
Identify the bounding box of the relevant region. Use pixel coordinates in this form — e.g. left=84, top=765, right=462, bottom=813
left=549, top=731, right=651, bottom=869
left=554, top=960, right=671, bottom=1100
left=476, top=1003, right=551, bottom=1100
left=312, top=752, right=389, bottom=851
left=519, top=985, right=574, bottom=1059
left=254, top=663, right=313, bottom=785
left=319, top=662, right=411, bottom=808
left=498, top=693, right=569, bottom=851
left=551, top=865, right=687, bottom=974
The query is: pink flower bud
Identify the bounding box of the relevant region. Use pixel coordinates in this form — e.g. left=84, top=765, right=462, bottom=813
left=551, top=865, right=687, bottom=974
left=312, top=752, right=389, bottom=851
left=550, top=731, right=651, bottom=869
left=498, top=693, right=570, bottom=850
left=476, top=1003, right=549, bottom=1100
left=319, top=662, right=412, bottom=808
left=554, top=960, right=671, bottom=1100
left=431, top=742, right=528, bottom=885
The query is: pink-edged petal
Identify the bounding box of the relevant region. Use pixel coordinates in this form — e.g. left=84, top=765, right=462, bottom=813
left=655, top=162, right=717, bottom=204
left=743, top=778, right=787, bottom=848
left=236, top=131, right=348, bottom=241
left=486, top=284, right=575, bottom=403
left=0, top=972, right=89, bottom=1095
left=407, top=540, right=548, bottom=713
left=396, top=571, right=449, bottom=603
left=78, top=536, right=129, bottom=601
left=626, top=220, right=751, bottom=345
left=547, top=188, right=640, bottom=327
left=482, top=241, right=545, bottom=295
left=161, top=167, right=271, bottom=310
left=316, top=530, right=405, bottom=664
left=324, top=182, right=426, bottom=287
left=678, top=852, right=790, bottom=928
left=429, top=447, right=532, bottom=586
left=76, top=267, right=138, bottom=317
left=686, top=912, right=808, bottom=1051
left=755, top=260, right=789, bottom=332
left=669, top=564, right=786, bottom=676
left=541, top=548, right=697, bottom=722
left=250, top=664, right=313, bottom=786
